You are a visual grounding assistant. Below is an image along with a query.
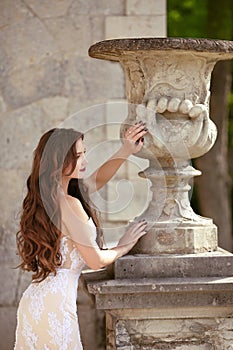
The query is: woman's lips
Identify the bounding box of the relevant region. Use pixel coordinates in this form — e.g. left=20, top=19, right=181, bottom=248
left=80, top=167, right=86, bottom=172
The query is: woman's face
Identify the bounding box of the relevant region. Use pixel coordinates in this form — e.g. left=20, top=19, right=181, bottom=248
left=69, top=138, right=88, bottom=179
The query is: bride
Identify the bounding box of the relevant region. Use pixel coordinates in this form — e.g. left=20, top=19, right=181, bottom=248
left=14, top=125, right=147, bottom=349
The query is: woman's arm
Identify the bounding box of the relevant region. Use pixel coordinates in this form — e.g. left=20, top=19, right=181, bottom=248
left=60, top=195, right=147, bottom=270
left=77, top=219, right=147, bottom=269
left=85, top=122, right=148, bottom=193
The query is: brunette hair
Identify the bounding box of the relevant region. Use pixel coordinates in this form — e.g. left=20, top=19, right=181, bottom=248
left=16, top=128, right=103, bottom=282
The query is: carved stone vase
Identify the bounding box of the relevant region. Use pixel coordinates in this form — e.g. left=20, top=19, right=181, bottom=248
left=89, top=37, right=233, bottom=254
left=87, top=38, right=233, bottom=350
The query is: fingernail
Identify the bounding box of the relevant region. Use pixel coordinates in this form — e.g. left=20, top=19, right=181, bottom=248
left=144, top=128, right=148, bottom=131
left=141, top=137, right=144, bottom=142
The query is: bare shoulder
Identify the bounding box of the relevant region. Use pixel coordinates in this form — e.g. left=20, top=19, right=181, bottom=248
left=59, top=194, right=89, bottom=222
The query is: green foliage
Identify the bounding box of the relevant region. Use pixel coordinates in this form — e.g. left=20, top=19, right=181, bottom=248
left=167, top=0, right=208, bottom=38
left=168, top=0, right=232, bottom=39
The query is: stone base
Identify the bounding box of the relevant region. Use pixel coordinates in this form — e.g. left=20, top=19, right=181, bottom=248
left=114, top=249, right=233, bottom=279
left=88, top=276, right=233, bottom=310
left=130, top=224, right=218, bottom=254
left=88, top=250, right=233, bottom=349
left=88, top=276, right=233, bottom=349
left=106, top=306, right=233, bottom=350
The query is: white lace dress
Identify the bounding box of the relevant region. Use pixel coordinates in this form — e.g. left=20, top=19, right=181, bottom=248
left=14, top=220, right=96, bottom=350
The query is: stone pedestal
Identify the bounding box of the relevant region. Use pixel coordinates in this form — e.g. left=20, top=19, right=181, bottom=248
left=87, top=38, right=233, bottom=349
left=88, top=250, right=233, bottom=349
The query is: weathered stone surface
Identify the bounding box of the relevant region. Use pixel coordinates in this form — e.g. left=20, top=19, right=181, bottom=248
left=0, top=17, right=59, bottom=75
left=0, top=45, right=14, bottom=78
left=1, top=58, right=64, bottom=109
left=105, top=15, right=167, bottom=40
left=15, top=270, right=31, bottom=302
left=126, top=0, right=166, bottom=15
left=38, top=96, right=69, bottom=122
left=114, top=317, right=233, bottom=350
left=0, top=265, right=19, bottom=304
left=44, top=16, right=104, bottom=56
left=88, top=277, right=233, bottom=310
left=0, top=169, right=27, bottom=228
left=0, top=100, right=70, bottom=182
left=24, top=0, right=73, bottom=18
left=106, top=305, right=233, bottom=319
left=114, top=251, right=233, bottom=279
left=64, top=57, right=124, bottom=100
left=68, top=0, right=125, bottom=16
left=0, top=307, right=17, bottom=350
left=0, top=95, right=7, bottom=113
left=89, top=38, right=233, bottom=62
left=93, top=250, right=233, bottom=347
left=0, top=0, right=32, bottom=27
left=0, top=104, right=49, bottom=170
left=0, top=243, right=19, bottom=266
left=131, top=225, right=218, bottom=254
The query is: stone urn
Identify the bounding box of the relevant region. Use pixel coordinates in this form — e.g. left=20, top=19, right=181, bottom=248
left=87, top=38, right=233, bottom=350
left=89, top=37, right=233, bottom=254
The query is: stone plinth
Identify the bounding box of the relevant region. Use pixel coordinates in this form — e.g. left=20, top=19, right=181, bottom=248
left=88, top=275, right=233, bottom=349
left=88, top=253, right=233, bottom=349
left=130, top=224, right=218, bottom=254
left=114, top=250, right=233, bottom=279
left=89, top=276, right=233, bottom=310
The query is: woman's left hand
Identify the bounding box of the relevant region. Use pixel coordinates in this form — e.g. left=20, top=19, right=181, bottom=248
left=123, top=121, right=148, bottom=154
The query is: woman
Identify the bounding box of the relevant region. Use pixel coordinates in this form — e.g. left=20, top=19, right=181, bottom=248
left=14, top=123, right=148, bottom=350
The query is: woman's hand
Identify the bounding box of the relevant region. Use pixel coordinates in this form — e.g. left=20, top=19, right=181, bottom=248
left=122, top=121, right=148, bottom=155
left=85, top=123, right=148, bottom=194
left=117, top=220, right=147, bottom=251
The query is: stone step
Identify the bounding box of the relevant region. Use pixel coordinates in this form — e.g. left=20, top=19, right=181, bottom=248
left=88, top=276, right=233, bottom=310
left=114, top=250, right=233, bottom=279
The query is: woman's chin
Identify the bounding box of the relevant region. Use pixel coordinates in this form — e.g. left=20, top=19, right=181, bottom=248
left=77, top=172, right=85, bottom=179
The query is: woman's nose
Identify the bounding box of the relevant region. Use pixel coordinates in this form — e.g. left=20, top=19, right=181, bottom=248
left=83, top=154, right=88, bottom=165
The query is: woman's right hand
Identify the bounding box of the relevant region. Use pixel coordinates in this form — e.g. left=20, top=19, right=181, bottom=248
left=117, top=220, right=147, bottom=252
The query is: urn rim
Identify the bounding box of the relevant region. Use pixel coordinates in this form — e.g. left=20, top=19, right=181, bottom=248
left=89, top=37, right=233, bottom=61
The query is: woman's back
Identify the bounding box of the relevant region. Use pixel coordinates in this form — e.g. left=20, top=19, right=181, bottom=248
left=14, top=230, right=87, bottom=350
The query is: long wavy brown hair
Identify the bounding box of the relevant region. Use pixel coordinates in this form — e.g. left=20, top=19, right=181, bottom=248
left=16, top=128, right=103, bottom=282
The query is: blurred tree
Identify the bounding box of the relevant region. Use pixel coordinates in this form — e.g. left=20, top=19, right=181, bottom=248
left=168, top=0, right=233, bottom=251
left=167, top=0, right=207, bottom=37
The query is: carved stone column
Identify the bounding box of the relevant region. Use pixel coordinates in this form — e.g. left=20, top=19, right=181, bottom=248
left=87, top=38, right=233, bottom=349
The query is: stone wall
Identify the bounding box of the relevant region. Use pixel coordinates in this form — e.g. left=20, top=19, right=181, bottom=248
left=0, top=1, right=166, bottom=349
left=109, top=310, right=233, bottom=349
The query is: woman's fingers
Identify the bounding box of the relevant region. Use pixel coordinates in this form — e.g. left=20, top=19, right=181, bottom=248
left=130, top=221, right=147, bottom=234
left=125, top=122, right=148, bottom=139
left=118, top=220, right=147, bottom=247
left=133, top=129, right=148, bottom=141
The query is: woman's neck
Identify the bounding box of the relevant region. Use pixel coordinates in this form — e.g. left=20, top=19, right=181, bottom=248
left=61, top=176, right=70, bottom=194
